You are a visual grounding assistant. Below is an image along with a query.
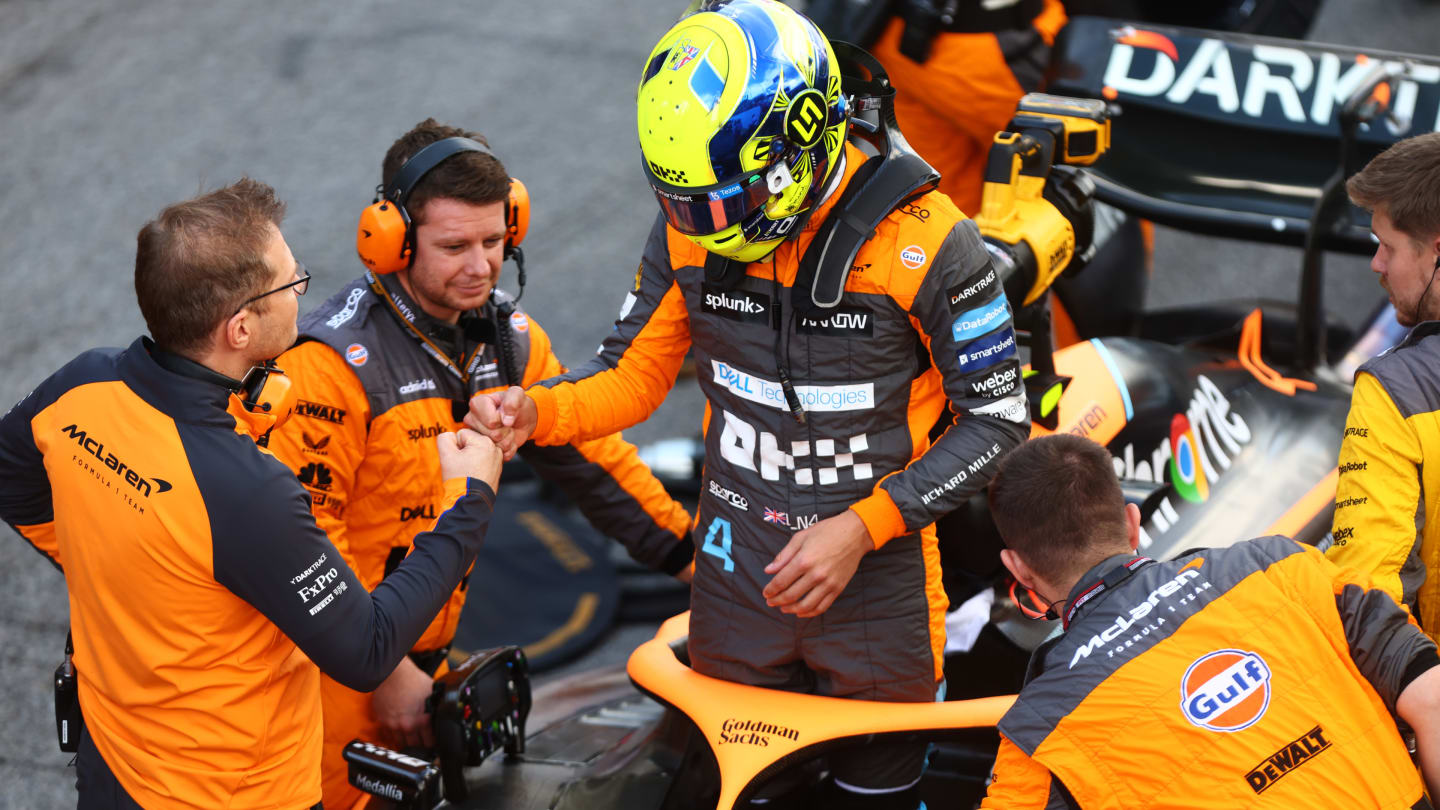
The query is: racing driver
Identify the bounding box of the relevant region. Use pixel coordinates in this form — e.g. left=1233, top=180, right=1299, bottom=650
left=469, top=2, right=1029, bottom=807
left=983, top=434, right=1440, bottom=808
left=267, top=119, right=695, bottom=810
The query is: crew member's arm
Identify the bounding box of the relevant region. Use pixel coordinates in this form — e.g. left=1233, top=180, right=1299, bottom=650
left=264, top=340, right=371, bottom=577
left=1326, top=371, right=1423, bottom=607
left=979, top=734, right=1077, bottom=809
left=1399, top=666, right=1440, bottom=798
left=514, top=317, right=694, bottom=577
left=211, top=429, right=501, bottom=692
left=468, top=216, right=692, bottom=454
left=764, top=217, right=1031, bottom=616
left=0, top=378, right=61, bottom=570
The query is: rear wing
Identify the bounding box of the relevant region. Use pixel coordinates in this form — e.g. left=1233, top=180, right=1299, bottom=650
left=1049, top=17, right=1440, bottom=255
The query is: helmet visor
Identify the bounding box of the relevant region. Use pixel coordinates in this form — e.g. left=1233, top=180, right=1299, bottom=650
left=645, top=164, right=774, bottom=237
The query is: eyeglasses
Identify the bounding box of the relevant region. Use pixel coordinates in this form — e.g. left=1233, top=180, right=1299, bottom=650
left=238, top=262, right=311, bottom=312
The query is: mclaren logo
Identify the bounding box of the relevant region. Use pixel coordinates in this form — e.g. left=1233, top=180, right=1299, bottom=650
left=61, top=424, right=171, bottom=497
left=1068, top=564, right=1209, bottom=669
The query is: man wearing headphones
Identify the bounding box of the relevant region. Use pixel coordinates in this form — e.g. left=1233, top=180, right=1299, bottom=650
left=1327, top=131, right=1440, bottom=639
left=267, top=118, right=696, bottom=810
left=0, top=179, right=503, bottom=808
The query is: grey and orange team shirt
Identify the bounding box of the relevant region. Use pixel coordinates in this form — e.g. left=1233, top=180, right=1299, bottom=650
left=270, top=275, right=695, bottom=655
left=983, top=537, right=1437, bottom=809
left=0, top=337, right=495, bottom=810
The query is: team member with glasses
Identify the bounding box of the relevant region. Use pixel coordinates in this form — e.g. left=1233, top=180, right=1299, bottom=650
left=0, top=179, right=504, bottom=809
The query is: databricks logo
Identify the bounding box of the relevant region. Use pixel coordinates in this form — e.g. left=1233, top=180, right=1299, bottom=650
left=1180, top=649, right=1271, bottom=732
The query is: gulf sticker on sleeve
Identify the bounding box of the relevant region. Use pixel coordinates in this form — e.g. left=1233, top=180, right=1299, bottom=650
left=510, top=311, right=529, bottom=333
left=345, top=343, right=369, bottom=367
left=956, top=328, right=1017, bottom=371
left=951, top=297, right=1011, bottom=342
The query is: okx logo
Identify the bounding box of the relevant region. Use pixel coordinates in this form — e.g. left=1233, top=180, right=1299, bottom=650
left=1180, top=649, right=1271, bottom=732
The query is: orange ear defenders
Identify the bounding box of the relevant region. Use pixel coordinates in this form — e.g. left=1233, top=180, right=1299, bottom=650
left=356, top=136, right=530, bottom=274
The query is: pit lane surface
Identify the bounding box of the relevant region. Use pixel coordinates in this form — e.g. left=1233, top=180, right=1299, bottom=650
left=1, top=1, right=1436, bottom=806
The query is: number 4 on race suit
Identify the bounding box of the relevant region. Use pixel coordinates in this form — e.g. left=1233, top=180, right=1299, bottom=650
left=702, top=517, right=735, bottom=572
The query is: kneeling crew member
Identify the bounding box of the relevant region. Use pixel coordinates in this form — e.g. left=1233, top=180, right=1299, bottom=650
left=0, top=179, right=502, bottom=810
left=981, top=434, right=1440, bottom=808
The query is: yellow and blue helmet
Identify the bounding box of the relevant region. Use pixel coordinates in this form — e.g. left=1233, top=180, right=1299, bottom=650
left=638, top=0, right=849, bottom=263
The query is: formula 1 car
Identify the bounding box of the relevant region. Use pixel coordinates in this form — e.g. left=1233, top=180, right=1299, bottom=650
left=344, top=18, right=1439, bottom=810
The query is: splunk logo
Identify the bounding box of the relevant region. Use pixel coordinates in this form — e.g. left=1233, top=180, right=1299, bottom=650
left=60, top=424, right=171, bottom=497
left=1180, top=649, right=1271, bottom=732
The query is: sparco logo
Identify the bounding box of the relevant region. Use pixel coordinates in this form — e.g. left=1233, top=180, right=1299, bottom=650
left=702, top=285, right=772, bottom=325
left=326, top=288, right=366, bottom=329
left=708, top=480, right=748, bottom=511
left=61, top=424, right=171, bottom=497
left=1069, top=565, right=1207, bottom=669
left=398, top=378, right=437, bottom=395
left=718, top=718, right=800, bottom=747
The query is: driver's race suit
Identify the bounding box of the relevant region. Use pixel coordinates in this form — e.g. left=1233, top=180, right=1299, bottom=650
left=525, top=143, right=1030, bottom=786
left=980, top=538, right=1435, bottom=809
left=267, top=273, right=694, bottom=809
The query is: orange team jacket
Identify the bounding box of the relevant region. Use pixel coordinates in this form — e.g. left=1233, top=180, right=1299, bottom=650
left=980, top=537, right=1436, bottom=809
left=0, top=337, right=495, bottom=809
left=872, top=0, right=1067, bottom=215
left=268, top=276, right=695, bottom=655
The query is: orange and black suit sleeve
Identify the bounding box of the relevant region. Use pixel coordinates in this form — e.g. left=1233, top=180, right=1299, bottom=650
left=515, top=319, right=694, bottom=575
left=526, top=219, right=693, bottom=445
left=979, top=734, right=1077, bottom=810
left=0, top=371, right=65, bottom=570
left=188, top=416, right=497, bottom=691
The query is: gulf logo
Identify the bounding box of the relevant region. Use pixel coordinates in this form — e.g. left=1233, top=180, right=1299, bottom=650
left=510, top=311, right=530, bottom=333
left=1180, top=649, right=1271, bottom=732
left=1169, top=413, right=1209, bottom=503
left=345, top=343, right=369, bottom=367
left=900, top=244, right=927, bottom=269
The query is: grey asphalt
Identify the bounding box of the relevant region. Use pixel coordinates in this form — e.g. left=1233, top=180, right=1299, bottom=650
left=1, top=1, right=1436, bottom=807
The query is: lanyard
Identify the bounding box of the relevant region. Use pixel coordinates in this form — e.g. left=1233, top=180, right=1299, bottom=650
left=366, top=273, right=490, bottom=387
left=1062, top=556, right=1153, bottom=630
